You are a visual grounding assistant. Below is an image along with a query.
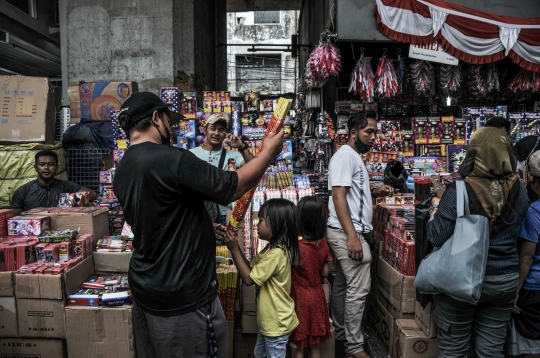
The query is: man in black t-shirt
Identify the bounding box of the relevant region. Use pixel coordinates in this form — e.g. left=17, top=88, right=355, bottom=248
left=10, top=150, right=97, bottom=215
left=113, top=92, right=283, bottom=358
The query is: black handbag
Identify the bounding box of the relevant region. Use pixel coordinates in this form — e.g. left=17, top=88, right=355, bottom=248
left=203, top=149, right=227, bottom=224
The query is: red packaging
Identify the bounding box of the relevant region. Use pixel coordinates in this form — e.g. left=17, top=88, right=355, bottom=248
left=427, top=117, right=441, bottom=144
left=414, top=117, right=429, bottom=144
left=44, top=244, right=59, bottom=263
left=44, top=267, right=54, bottom=275
left=58, top=242, right=73, bottom=262
left=0, top=209, right=14, bottom=236
left=52, top=266, right=65, bottom=275
left=34, top=266, right=46, bottom=274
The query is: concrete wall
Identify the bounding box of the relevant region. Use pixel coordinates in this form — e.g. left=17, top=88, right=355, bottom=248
left=227, top=10, right=298, bottom=96
left=67, top=0, right=174, bottom=93
left=66, top=0, right=227, bottom=95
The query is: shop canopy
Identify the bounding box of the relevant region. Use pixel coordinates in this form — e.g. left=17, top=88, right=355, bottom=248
left=375, top=0, right=540, bottom=71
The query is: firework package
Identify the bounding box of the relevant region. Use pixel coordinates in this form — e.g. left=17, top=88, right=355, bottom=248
left=7, top=216, right=50, bottom=236
left=68, top=275, right=131, bottom=307
left=17, top=234, right=93, bottom=274
left=227, top=98, right=292, bottom=232
left=95, top=235, right=133, bottom=252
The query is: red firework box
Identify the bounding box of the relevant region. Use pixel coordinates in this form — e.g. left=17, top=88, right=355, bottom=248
left=7, top=215, right=50, bottom=236
left=427, top=117, right=441, bottom=144
left=413, top=117, right=429, bottom=144
left=0, top=209, right=14, bottom=236
left=73, top=234, right=93, bottom=258
left=384, top=232, right=416, bottom=276
left=35, top=242, right=48, bottom=261
left=44, top=244, right=59, bottom=263
left=402, top=130, right=415, bottom=157
left=0, top=235, right=38, bottom=272
left=440, top=116, right=455, bottom=144
left=454, top=118, right=467, bottom=145
left=58, top=242, right=73, bottom=262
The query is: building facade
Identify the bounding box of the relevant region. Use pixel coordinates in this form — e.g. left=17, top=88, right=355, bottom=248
left=227, top=10, right=298, bottom=96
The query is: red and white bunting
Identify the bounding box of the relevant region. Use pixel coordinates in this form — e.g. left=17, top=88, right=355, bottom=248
left=375, top=0, right=540, bottom=71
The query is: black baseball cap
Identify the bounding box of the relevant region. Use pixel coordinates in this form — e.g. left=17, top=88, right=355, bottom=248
left=119, top=92, right=184, bottom=126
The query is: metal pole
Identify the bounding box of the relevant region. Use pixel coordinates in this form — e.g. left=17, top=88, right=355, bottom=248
left=58, top=0, right=70, bottom=134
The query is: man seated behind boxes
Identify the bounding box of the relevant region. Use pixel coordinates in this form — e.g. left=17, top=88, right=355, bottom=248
left=10, top=150, right=97, bottom=215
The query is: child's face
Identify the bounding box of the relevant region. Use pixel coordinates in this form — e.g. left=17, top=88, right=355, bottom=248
left=257, top=212, right=272, bottom=241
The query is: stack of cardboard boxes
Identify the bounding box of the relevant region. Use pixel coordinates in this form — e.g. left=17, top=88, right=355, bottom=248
left=0, top=206, right=136, bottom=358
left=366, top=245, right=439, bottom=358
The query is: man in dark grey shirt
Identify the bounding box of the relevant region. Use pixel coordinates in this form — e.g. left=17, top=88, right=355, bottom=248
left=10, top=150, right=97, bottom=215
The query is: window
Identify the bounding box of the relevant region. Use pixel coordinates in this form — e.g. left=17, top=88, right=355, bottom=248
left=254, top=11, right=280, bottom=24
left=5, top=0, right=37, bottom=18
left=236, top=55, right=281, bottom=92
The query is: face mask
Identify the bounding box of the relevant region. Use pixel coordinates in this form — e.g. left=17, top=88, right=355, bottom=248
left=354, top=137, right=372, bottom=154
left=155, top=119, right=171, bottom=146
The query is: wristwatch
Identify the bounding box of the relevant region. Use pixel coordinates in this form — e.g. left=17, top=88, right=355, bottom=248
left=429, top=205, right=439, bottom=215
left=240, top=143, right=250, bottom=152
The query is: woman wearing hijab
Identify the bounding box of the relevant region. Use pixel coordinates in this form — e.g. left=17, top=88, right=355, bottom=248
left=427, top=127, right=530, bottom=357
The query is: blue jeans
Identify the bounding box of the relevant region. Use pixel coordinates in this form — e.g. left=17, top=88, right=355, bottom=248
left=254, top=331, right=289, bottom=358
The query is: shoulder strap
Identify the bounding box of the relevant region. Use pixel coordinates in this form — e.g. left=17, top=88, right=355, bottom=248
left=359, top=160, right=365, bottom=232
left=218, top=148, right=227, bottom=170
left=456, top=180, right=470, bottom=217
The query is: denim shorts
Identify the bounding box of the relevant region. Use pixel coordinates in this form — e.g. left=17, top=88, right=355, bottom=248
left=254, top=331, right=290, bottom=358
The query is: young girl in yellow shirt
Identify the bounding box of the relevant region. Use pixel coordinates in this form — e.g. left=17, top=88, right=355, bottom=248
left=224, top=198, right=301, bottom=358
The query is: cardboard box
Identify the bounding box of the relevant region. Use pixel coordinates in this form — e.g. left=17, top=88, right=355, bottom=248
left=375, top=295, right=395, bottom=356
left=15, top=255, right=94, bottom=299
left=65, top=305, right=135, bottom=358
left=93, top=251, right=132, bottom=272
left=233, top=332, right=257, bottom=358
left=377, top=288, right=415, bottom=321
left=0, top=296, right=18, bottom=337
left=0, top=75, right=56, bottom=144
left=393, top=319, right=439, bottom=358
left=241, top=313, right=258, bottom=334
left=0, top=338, right=67, bottom=357
left=242, top=285, right=257, bottom=313
left=0, top=271, right=14, bottom=296
left=68, top=82, right=138, bottom=123
left=377, top=257, right=416, bottom=316
left=228, top=321, right=234, bottom=358
left=26, top=208, right=109, bottom=244
left=415, top=300, right=437, bottom=338
left=17, top=298, right=66, bottom=338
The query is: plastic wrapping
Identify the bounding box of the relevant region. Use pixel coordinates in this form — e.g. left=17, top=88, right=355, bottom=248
left=484, top=63, right=500, bottom=94
left=349, top=57, right=375, bottom=100
left=375, top=57, right=399, bottom=98
left=439, top=64, right=463, bottom=95
left=507, top=69, right=540, bottom=93
left=304, top=42, right=342, bottom=88
left=395, top=57, right=408, bottom=94
left=467, top=65, right=487, bottom=99
left=409, top=60, right=434, bottom=96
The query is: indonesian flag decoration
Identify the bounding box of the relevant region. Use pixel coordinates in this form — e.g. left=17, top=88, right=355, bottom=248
left=375, top=0, right=540, bottom=72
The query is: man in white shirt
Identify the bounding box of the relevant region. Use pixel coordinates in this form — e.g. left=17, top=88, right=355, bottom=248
left=327, top=112, right=392, bottom=358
